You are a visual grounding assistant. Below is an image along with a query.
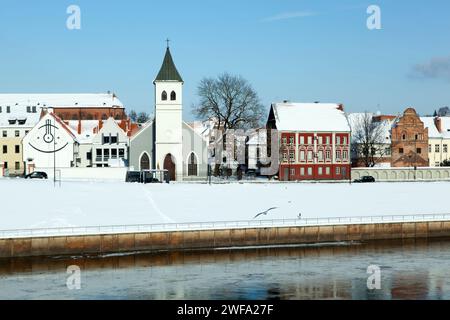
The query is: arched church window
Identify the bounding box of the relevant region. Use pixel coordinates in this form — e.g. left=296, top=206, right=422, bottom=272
left=161, top=91, right=168, bottom=101
left=188, top=152, right=198, bottom=176
left=170, top=91, right=176, bottom=101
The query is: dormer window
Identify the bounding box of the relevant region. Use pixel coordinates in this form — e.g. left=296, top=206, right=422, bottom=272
left=32, top=106, right=36, bottom=113
left=6, top=106, right=11, bottom=113
left=27, top=106, right=31, bottom=113
left=8, top=118, right=17, bottom=125
left=170, top=91, right=176, bottom=101
left=161, top=91, right=168, bottom=101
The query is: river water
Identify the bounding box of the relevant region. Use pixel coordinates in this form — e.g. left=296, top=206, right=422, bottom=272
left=0, top=238, right=449, bottom=300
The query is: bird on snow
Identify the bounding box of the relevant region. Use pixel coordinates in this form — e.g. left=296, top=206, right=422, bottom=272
left=254, top=207, right=278, bottom=219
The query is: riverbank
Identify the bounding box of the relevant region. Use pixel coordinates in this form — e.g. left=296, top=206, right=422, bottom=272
left=2, top=220, right=450, bottom=258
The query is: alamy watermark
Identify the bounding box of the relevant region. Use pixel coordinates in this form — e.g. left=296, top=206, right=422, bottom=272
left=66, top=5, right=81, bottom=30
left=66, top=265, right=81, bottom=290
left=367, top=5, right=382, bottom=30
left=367, top=265, right=381, bottom=290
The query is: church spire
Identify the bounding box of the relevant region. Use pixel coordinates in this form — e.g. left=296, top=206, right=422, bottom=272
left=154, top=43, right=183, bottom=83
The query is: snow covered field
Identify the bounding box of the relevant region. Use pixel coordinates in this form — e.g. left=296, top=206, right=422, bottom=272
left=1, top=179, right=450, bottom=234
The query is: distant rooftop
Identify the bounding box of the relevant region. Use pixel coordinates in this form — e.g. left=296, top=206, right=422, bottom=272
left=0, top=93, right=124, bottom=109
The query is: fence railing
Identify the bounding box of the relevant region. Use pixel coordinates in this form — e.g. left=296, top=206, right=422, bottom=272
left=1, top=213, right=450, bottom=239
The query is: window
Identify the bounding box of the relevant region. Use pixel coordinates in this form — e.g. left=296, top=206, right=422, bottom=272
left=300, top=168, right=305, bottom=176
left=326, top=150, right=331, bottom=160
left=111, top=136, right=118, bottom=144
left=307, top=151, right=313, bottom=161
left=2, top=131, right=6, bottom=138
left=2, top=145, right=7, bottom=154
left=307, top=137, right=312, bottom=145
left=104, top=149, right=110, bottom=160
left=25, top=130, right=29, bottom=135
left=336, top=151, right=341, bottom=160
left=416, top=148, right=422, bottom=154
left=444, top=145, right=448, bottom=153
left=161, top=91, right=168, bottom=101
left=26, top=106, right=31, bottom=113
left=188, top=153, right=198, bottom=176
left=3, top=162, right=7, bottom=169
left=111, top=149, right=118, bottom=159
left=299, top=136, right=305, bottom=145
left=0, top=106, right=2, bottom=113
left=318, top=137, right=323, bottom=145
left=32, top=106, right=37, bottom=113
left=318, top=167, right=323, bottom=175
left=429, top=145, right=432, bottom=153
left=87, top=152, right=92, bottom=161
left=15, top=162, right=20, bottom=170
left=402, top=134, right=406, bottom=141
left=103, top=136, right=110, bottom=144
left=336, top=167, right=341, bottom=175
left=343, top=136, right=347, bottom=145
left=326, top=167, right=331, bottom=175
left=385, top=148, right=391, bottom=156
left=289, top=152, right=295, bottom=161
left=15, top=130, right=19, bottom=137
left=399, top=148, right=404, bottom=154
left=289, top=137, right=294, bottom=146
left=119, top=149, right=125, bottom=158
left=6, top=106, right=10, bottom=113
left=307, top=167, right=313, bottom=175
left=282, top=137, right=287, bottom=145
left=326, top=137, right=330, bottom=145
left=290, top=168, right=295, bottom=176
left=282, top=152, right=287, bottom=162
left=299, top=150, right=306, bottom=161
left=15, top=145, right=19, bottom=154
left=435, top=145, right=440, bottom=153
left=96, top=149, right=102, bottom=160
left=415, top=134, right=418, bottom=140
left=170, top=91, right=176, bottom=101
left=343, top=150, right=348, bottom=160
left=318, top=150, right=324, bottom=161
left=336, top=137, right=341, bottom=145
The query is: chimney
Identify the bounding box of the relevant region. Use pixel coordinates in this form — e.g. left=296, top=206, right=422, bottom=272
left=77, top=119, right=82, bottom=135
left=434, top=116, right=442, bottom=133
left=337, top=104, right=344, bottom=111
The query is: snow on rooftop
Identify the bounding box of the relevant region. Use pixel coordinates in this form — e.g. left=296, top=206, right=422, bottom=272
left=421, top=117, right=441, bottom=138
left=272, top=103, right=350, bottom=132
left=0, top=93, right=123, bottom=108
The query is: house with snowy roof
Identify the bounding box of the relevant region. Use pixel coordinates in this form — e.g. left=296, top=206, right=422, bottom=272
left=266, top=102, right=351, bottom=181
left=421, top=116, right=450, bottom=167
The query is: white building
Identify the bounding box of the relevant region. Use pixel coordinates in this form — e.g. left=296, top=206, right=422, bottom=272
left=421, top=116, right=450, bottom=167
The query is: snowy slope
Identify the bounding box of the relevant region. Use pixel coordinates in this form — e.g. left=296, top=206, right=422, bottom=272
left=1, top=179, right=450, bottom=232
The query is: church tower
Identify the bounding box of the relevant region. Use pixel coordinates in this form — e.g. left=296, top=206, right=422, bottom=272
left=154, top=43, right=184, bottom=181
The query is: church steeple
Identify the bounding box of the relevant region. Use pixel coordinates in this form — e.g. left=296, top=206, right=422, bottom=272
left=154, top=45, right=183, bottom=83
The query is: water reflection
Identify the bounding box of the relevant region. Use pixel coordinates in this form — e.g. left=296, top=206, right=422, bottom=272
left=0, top=239, right=449, bottom=300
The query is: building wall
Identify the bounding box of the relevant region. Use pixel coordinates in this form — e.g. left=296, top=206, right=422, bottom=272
left=182, top=122, right=208, bottom=179
left=278, top=131, right=351, bottom=181
left=352, top=167, right=450, bottom=181
left=129, top=121, right=154, bottom=171
left=0, top=128, right=30, bottom=176
left=54, top=107, right=126, bottom=121
left=428, top=138, right=450, bottom=167
left=391, top=108, right=429, bottom=167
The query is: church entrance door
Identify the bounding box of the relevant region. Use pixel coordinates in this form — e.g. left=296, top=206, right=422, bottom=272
left=164, top=154, right=176, bottom=181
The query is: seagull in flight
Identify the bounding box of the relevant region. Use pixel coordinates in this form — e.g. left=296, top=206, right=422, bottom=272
left=254, top=207, right=278, bottom=219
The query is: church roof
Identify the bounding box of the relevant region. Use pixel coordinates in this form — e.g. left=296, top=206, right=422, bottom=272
left=154, top=47, right=183, bottom=83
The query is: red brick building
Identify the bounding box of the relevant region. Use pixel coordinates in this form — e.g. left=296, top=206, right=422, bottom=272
left=267, top=102, right=351, bottom=181
left=391, top=108, right=429, bottom=167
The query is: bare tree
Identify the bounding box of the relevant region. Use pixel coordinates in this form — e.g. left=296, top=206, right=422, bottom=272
left=193, top=73, right=265, bottom=177
left=351, top=112, right=388, bottom=167
left=136, top=112, right=150, bottom=124
left=128, top=110, right=138, bottom=122
left=193, top=73, right=265, bottom=131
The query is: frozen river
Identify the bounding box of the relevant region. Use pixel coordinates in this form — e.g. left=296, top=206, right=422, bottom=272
left=0, top=238, right=449, bottom=300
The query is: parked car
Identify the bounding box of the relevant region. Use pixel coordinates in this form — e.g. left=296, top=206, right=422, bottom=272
left=25, top=172, right=48, bottom=180
left=354, top=176, right=376, bottom=183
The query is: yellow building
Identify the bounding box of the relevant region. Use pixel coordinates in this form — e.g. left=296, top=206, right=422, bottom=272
left=0, top=104, right=40, bottom=176
left=421, top=117, right=450, bottom=167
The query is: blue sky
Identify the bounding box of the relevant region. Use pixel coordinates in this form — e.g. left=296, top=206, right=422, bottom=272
left=1, top=0, right=450, bottom=120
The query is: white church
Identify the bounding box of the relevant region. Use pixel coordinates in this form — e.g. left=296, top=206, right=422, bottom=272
left=129, top=45, right=209, bottom=181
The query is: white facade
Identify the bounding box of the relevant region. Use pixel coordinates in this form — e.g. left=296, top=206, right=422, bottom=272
left=22, top=113, right=77, bottom=168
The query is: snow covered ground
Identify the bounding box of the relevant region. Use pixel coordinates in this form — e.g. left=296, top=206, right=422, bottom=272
left=1, top=179, right=450, bottom=235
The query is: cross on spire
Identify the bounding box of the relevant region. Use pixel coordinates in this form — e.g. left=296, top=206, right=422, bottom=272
left=166, top=38, right=170, bottom=48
